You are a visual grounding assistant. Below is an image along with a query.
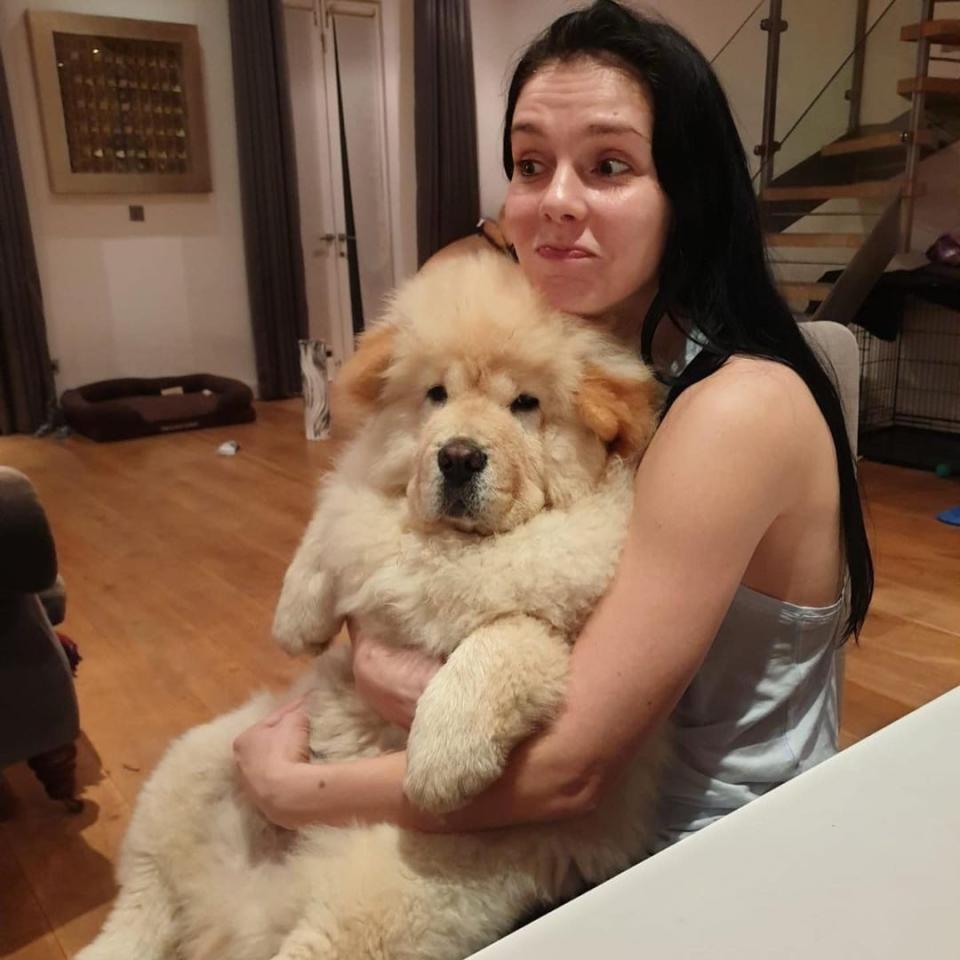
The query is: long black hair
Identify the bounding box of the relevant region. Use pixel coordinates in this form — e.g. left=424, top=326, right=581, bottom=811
left=502, top=0, right=872, bottom=640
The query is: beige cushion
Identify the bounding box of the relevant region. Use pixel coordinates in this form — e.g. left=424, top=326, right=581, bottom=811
left=799, top=321, right=860, bottom=458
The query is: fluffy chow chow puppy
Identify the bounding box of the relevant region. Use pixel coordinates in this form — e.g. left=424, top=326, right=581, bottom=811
left=77, top=252, right=664, bottom=960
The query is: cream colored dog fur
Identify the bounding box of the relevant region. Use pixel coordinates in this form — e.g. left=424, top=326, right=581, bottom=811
left=76, top=253, right=663, bottom=960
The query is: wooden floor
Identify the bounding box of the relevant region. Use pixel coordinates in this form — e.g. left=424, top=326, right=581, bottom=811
left=1, top=399, right=958, bottom=959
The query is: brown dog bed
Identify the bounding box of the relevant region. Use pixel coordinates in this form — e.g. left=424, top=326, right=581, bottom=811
left=61, top=374, right=256, bottom=442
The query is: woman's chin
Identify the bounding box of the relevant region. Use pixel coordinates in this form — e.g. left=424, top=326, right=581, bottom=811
left=539, top=284, right=614, bottom=318
left=553, top=283, right=657, bottom=332
left=520, top=257, right=637, bottom=318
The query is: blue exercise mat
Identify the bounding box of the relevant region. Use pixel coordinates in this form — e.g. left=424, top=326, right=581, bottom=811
left=936, top=505, right=960, bottom=526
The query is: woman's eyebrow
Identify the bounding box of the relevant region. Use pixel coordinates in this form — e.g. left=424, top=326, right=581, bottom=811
left=510, top=121, right=543, bottom=136
left=511, top=120, right=649, bottom=141
left=585, top=122, right=649, bottom=140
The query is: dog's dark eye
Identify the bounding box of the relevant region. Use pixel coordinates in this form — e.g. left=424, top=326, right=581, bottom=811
left=426, top=385, right=447, bottom=405
left=510, top=394, right=540, bottom=414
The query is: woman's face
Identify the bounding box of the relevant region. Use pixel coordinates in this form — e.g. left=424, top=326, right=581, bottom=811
left=503, top=58, right=670, bottom=327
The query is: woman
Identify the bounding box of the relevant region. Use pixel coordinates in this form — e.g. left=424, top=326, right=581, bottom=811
left=235, top=0, right=872, bottom=851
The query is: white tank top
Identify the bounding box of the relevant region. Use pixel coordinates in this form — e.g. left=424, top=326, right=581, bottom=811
left=652, top=583, right=845, bottom=851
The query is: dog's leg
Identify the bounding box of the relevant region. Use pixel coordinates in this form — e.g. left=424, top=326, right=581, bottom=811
left=273, top=507, right=343, bottom=656
left=76, top=695, right=277, bottom=960
left=268, top=856, right=544, bottom=960
left=73, top=854, right=179, bottom=960
left=265, top=815, right=555, bottom=960
left=269, top=923, right=333, bottom=960
left=404, top=614, right=569, bottom=814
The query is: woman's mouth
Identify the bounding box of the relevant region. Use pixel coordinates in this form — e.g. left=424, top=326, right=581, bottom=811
left=536, top=245, right=594, bottom=261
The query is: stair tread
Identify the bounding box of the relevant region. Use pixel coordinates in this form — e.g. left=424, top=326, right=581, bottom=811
left=763, top=180, right=912, bottom=201
left=901, top=19, right=960, bottom=44
left=778, top=282, right=834, bottom=301
left=766, top=232, right=863, bottom=248
left=821, top=129, right=935, bottom=156
left=898, top=76, right=960, bottom=97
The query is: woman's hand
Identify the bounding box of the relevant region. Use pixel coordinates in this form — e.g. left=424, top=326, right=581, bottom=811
left=233, top=696, right=315, bottom=829
left=349, top=622, right=443, bottom=728
left=234, top=630, right=442, bottom=829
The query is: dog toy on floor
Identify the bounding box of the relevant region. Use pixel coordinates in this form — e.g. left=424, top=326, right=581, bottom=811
left=936, top=506, right=960, bottom=526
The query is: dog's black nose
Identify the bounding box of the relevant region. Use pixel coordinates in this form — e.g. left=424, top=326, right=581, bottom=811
left=438, top=438, right=487, bottom=486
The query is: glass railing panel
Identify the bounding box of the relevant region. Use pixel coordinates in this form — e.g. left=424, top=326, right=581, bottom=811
left=711, top=1, right=768, bottom=179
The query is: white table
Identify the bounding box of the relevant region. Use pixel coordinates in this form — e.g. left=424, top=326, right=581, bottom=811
left=471, top=686, right=960, bottom=959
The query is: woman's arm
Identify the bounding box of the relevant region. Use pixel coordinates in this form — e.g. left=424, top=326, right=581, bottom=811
left=236, top=361, right=811, bottom=831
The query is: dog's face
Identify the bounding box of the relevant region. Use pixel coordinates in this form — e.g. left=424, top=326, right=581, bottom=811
left=333, top=253, right=661, bottom=535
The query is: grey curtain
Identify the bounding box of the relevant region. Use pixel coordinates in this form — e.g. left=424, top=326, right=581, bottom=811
left=0, top=47, right=55, bottom=435
left=415, top=0, right=480, bottom=266
left=229, top=0, right=308, bottom=400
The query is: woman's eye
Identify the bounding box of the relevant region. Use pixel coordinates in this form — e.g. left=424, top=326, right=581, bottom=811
left=596, top=158, right=631, bottom=177
left=515, top=158, right=543, bottom=178
left=510, top=394, right=540, bottom=414
left=426, top=385, right=447, bottom=405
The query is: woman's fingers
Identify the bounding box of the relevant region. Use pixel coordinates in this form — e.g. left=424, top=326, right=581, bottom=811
left=262, top=694, right=308, bottom=728
left=234, top=699, right=310, bottom=767
left=267, top=706, right=312, bottom=762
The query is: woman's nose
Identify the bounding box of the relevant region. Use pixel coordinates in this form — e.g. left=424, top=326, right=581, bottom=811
left=539, top=166, right=587, bottom=223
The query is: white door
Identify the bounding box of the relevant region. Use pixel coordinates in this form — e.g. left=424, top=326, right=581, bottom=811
left=283, top=0, right=397, bottom=373
left=284, top=0, right=352, bottom=369
left=325, top=1, right=397, bottom=330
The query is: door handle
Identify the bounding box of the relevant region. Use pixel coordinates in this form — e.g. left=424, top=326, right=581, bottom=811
left=313, top=233, right=336, bottom=257
left=314, top=233, right=356, bottom=257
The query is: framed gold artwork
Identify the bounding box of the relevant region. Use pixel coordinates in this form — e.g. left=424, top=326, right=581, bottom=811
left=26, top=10, right=211, bottom=194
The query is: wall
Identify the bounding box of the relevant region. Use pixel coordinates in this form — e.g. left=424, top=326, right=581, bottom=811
left=7, top=0, right=953, bottom=393
left=1, top=0, right=256, bottom=393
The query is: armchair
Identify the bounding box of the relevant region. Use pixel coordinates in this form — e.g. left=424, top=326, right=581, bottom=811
left=0, top=466, right=81, bottom=811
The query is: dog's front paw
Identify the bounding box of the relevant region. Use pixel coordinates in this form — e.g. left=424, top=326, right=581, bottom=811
left=272, top=570, right=337, bottom=656
left=271, top=596, right=317, bottom=656
left=403, top=725, right=505, bottom=815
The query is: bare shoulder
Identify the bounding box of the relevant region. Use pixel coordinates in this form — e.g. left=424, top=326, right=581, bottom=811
left=674, top=354, right=818, bottom=418
left=658, top=354, right=824, bottom=462
left=634, top=355, right=832, bottom=531
left=616, top=356, right=832, bottom=631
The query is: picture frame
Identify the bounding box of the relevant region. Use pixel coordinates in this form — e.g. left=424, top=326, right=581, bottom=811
left=26, top=10, right=212, bottom=194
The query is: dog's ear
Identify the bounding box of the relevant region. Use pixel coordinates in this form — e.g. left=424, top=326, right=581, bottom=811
left=575, top=363, right=663, bottom=458
left=330, top=323, right=396, bottom=441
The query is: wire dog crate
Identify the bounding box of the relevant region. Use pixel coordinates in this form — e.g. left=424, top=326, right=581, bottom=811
left=856, top=297, right=960, bottom=472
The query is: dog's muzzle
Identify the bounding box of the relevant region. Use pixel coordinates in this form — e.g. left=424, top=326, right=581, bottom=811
left=437, top=437, right=487, bottom=518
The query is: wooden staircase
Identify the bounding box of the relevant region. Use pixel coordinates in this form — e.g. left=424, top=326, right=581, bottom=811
left=765, top=233, right=863, bottom=248
left=760, top=0, right=960, bottom=314
left=763, top=180, right=919, bottom=202
left=900, top=17, right=960, bottom=44
left=898, top=75, right=960, bottom=101
left=819, top=128, right=935, bottom=156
